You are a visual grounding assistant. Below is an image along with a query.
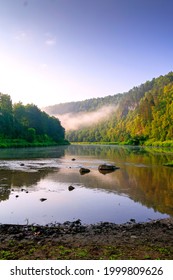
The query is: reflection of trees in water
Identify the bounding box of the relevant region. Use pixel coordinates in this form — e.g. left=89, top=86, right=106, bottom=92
left=113, top=166, right=173, bottom=216
left=0, top=168, right=59, bottom=202
left=0, top=146, right=66, bottom=202
left=66, top=145, right=173, bottom=166
left=61, top=144, right=173, bottom=216
left=0, top=185, right=10, bottom=201
left=0, top=145, right=173, bottom=216
left=48, top=162, right=173, bottom=217
left=116, top=166, right=173, bottom=216
left=0, top=146, right=67, bottom=159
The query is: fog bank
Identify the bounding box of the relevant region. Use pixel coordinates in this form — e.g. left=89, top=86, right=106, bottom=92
left=55, top=106, right=117, bottom=131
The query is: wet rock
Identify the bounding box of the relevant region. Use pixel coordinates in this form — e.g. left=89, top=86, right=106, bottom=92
left=68, top=186, right=75, bottom=191
left=21, top=188, right=29, bottom=193
left=131, top=235, right=137, bottom=239
left=62, top=220, right=85, bottom=234
left=98, top=164, right=119, bottom=171
left=75, top=219, right=81, bottom=225
left=79, top=168, right=90, bottom=175
left=15, top=233, right=25, bottom=240
left=98, top=164, right=120, bottom=174
left=40, top=198, right=47, bottom=202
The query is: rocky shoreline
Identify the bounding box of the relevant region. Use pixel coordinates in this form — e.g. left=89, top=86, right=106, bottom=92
left=0, top=218, right=173, bottom=259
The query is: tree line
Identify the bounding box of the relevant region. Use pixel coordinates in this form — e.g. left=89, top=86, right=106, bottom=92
left=0, top=93, right=67, bottom=147
left=65, top=72, right=173, bottom=146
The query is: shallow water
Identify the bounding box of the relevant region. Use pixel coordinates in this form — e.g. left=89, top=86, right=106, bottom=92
left=0, top=145, right=172, bottom=225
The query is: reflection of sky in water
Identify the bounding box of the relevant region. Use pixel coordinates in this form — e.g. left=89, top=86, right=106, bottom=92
left=0, top=145, right=172, bottom=225
left=0, top=178, right=168, bottom=225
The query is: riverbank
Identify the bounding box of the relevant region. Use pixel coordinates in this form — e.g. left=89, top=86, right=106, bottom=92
left=0, top=139, right=69, bottom=148
left=0, top=218, right=173, bottom=260
left=72, top=140, right=173, bottom=147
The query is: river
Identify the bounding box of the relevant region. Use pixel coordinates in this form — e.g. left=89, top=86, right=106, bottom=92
left=0, top=144, right=172, bottom=225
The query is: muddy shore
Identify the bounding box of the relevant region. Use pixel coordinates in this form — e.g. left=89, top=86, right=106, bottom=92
left=0, top=218, right=173, bottom=259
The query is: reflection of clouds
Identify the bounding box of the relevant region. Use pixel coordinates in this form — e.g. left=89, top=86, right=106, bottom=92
left=0, top=159, right=59, bottom=172
left=46, top=168, right=121, bottom=193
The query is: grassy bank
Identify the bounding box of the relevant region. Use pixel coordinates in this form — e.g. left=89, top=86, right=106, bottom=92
left=71, top=140, right=173, bottom=147
left=163, top=161, right=173, bottom=167
left=0, top=138, right=69, bottom=148
left=1, top=239, right=172, bottom=260
left=1, top=219, right=173, bottom=260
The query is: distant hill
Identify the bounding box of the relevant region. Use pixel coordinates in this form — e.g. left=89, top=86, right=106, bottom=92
left=44, top=93, right=122, bottom=115
left=44, top=72, right=173, bottom=145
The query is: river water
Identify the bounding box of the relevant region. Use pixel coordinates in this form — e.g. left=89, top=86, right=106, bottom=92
left=0, top=144, right=172, bottom=225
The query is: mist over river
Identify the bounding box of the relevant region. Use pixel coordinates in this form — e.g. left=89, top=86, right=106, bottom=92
left=0, top=145, right=172, bottom=225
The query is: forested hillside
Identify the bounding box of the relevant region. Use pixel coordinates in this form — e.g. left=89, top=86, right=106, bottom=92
left=0, top=93, right=67, bottom=147
left=45, top=72, right=173, bottom=146
left=44, top=93, right=122, bottom=115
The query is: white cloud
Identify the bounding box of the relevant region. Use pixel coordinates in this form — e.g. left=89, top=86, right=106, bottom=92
left=45, top=33, right=56, bottom=46
left=46, top=39, right=56, bottom=46
left=14, top=31, right=28, bottom=41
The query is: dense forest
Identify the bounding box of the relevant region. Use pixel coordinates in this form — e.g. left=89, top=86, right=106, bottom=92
left=45, top=93, right=122, bottom=115
left=45, top=72, right=173, bottom=146
left=0, top=93, right=67, bottom=147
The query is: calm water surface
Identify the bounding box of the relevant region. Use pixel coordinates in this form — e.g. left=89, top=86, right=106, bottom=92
left=0, top=145, right=172, bottom=225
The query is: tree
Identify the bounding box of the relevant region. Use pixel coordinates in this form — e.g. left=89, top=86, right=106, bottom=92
left=0, top=93, right=13, bottom=137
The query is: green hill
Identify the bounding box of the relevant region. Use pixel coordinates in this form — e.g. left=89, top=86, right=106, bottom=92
left=44, top=93, right=122, bottom=115
left=45, top=72, right=173, bottom=146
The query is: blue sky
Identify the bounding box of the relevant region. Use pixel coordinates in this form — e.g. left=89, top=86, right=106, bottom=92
left=0, top=0, right=173, bottom=107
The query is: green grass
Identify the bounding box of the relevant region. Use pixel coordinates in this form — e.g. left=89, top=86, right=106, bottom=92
left=71, top=140, right=173, bottom=147
left=163, top=161, right=173, bottom=167
left=0, top=138, right=69, bottom=148
left=144, top=140, right=173, bottom=147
